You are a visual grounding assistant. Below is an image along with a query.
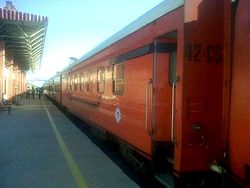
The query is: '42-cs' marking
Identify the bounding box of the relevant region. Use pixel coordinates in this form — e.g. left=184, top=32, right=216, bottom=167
left=185, top=43, right=222, bottom=63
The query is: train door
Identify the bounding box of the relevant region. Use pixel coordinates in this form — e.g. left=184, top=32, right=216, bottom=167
left=152, top=31, right=177, bottom=179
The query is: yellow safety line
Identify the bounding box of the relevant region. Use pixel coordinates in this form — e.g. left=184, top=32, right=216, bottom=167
left=42, top=100, right=88, bottom=188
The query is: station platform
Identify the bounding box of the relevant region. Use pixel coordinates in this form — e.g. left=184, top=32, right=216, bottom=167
left=0, top=97, right=139, bottom=188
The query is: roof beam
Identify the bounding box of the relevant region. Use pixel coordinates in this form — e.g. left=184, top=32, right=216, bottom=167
left=0, top=34, right=26, bottom=39
left=16, top=24, right=29, bottom=38
left=30, top=27, right=45, bottom=38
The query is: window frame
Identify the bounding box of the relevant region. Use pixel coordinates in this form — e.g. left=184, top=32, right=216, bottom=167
left=74, top=74, right=79, bottom=91
left=79, top=73, right=84, bottom=92
left=67, top=76, right=70, bottom=90
left=86, top=70, right=93, bottom=92
left=70, top=76, right=73, bottom=90
left=112, top=63, right=124, bottom=95
left=97, top=67, right=106, bottom=93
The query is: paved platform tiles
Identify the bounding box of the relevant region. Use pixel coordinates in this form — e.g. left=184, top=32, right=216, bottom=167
left=0, top=97, right=139, bottom=188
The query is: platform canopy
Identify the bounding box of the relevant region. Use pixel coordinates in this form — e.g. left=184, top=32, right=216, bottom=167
left=0, top=2, right=48, bottom=71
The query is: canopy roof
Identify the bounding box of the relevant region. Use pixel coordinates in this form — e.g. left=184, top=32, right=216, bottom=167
left=0, top=5, right=48, bottom=71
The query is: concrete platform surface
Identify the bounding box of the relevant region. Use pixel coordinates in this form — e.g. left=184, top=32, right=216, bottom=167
left=0, top=97, right=139, bottom=188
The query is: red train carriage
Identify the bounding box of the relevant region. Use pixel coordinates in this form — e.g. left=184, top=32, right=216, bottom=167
left=45, top=0, right=250, bottom=187
left=44, top=74, right=61, bottom=102
left=229, top=0, right=250, bottom=186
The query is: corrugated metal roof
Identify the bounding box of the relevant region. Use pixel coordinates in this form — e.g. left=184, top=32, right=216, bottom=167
left=0, top=7, right=48, bottom=71
left=67, top=0, right=184, bottom=70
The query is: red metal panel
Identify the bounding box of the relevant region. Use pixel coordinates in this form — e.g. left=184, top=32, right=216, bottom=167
left=181, top=0, right=225, bottom=172
left=154, top=53, right=172, bottom=141
left=230, top=0, right=250, bottom=183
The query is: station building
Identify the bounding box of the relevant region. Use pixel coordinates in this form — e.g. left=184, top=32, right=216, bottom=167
left=0, top=1, right=47, bottom=102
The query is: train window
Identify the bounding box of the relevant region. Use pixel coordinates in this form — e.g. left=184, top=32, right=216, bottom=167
left=70, top=76, right=73, bottom=90
left=112, top=63, right=124, bottom=95
left=80, top=73, right=84, bottom=92
left=74, top=74, right=78, bottom=91
left=67, top=77, right=70, bottom=90
left=87, top=70, right=93, bottom=92
left=97, top=67, right=105, bottom=93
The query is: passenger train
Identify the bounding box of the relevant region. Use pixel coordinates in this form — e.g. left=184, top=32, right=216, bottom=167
left=44, top=0, right=250, bottom=187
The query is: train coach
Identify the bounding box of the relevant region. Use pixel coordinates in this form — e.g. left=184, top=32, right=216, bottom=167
left=44, top=0, right=250, bottom=187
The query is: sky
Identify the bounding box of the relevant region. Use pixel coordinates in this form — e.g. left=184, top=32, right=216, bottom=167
left=0, top=0, right=164, bottom=85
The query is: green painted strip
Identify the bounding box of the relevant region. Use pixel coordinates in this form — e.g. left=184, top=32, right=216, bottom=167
left=42, top=100, right=88, bottom=188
